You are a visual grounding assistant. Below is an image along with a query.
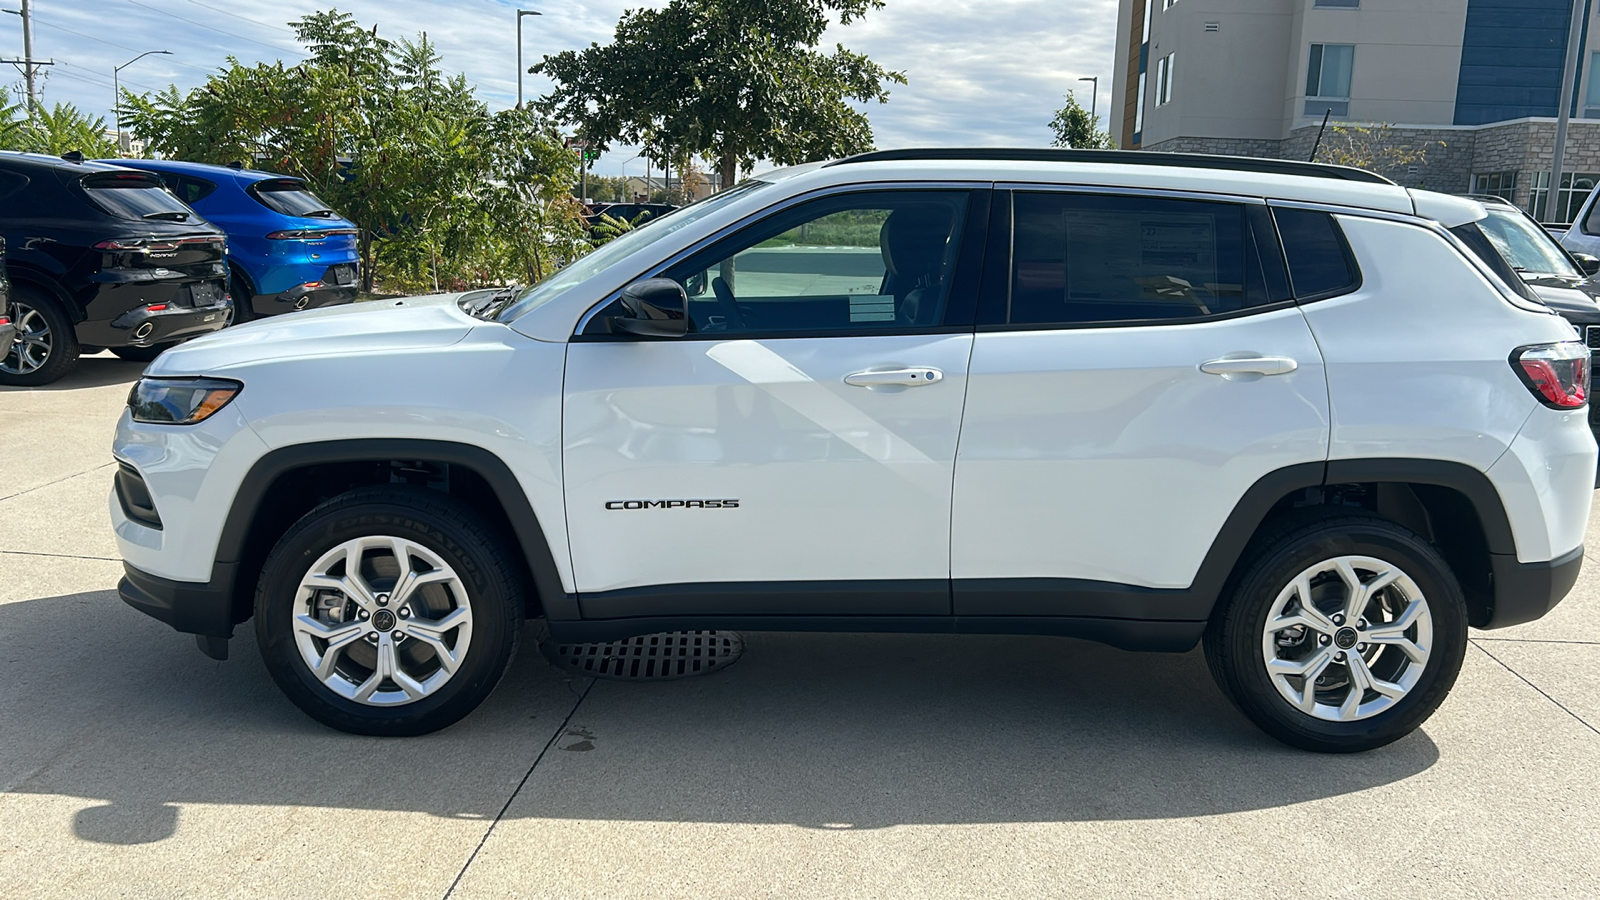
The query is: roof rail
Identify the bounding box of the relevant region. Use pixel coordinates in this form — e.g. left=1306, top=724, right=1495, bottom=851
left=823, top=147, right=1395, bottom=185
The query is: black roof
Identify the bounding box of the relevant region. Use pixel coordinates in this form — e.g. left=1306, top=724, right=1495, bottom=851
left=824, top=148, right=1395, bottom=185
left=0, top=150, right=141, bottom=176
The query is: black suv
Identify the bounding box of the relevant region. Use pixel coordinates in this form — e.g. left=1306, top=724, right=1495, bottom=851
left=0, top=153, right=232, bottom=386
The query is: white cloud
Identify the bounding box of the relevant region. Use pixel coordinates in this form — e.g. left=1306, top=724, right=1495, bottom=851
left=9, top=0, right=1117, bottom=174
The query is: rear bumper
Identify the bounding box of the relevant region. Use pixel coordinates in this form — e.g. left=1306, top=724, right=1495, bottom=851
left=251, top=283, right=356, bottom=316
left=1484, top=546, right=1584, bottom=629
left=119, top=561, right=237, bottom=639
left=79, top=297, right=232, bottom=348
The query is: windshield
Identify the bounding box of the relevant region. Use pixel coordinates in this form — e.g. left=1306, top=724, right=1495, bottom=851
left=81, top=171, right=194, bottom=221
left=498, top=180, right=771, bottom=322
left=250, top=178, right=338, bottom=218
left=1477, top=206, right=1581, bottom=278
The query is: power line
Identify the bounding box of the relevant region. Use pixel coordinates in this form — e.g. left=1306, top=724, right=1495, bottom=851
left=31, top=18, right=223, bottom=75
left=178, top=0, right=296, bottom=34
left=122, top=0, right=306, bottom=57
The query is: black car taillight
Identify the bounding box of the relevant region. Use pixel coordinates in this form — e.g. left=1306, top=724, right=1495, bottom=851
left=1512, top=342, right=1589, bottom=409
left=94, top=236, right=226, bottom=253
left=114, top=463, right=162, bottom=530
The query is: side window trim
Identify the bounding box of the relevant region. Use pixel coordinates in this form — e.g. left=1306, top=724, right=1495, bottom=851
left=574, top=184, right=993, bottom=341
left=977, top=185, right=1296, bottom=332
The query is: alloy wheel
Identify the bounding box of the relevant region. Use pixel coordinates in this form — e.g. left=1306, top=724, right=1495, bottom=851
left=1, top=301, right=52, bottom=376
left=292, top=535, right=474, bottom=706
left=1259, top=555, right=1433, bottom=722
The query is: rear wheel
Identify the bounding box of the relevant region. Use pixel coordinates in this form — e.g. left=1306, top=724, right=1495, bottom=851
left=1204, top=514, right=1467, bottom=753
left=254, top=486, right=524, bottom=735
left=0, top=286, right=79, bottom=386
left=228, top=273, right=255, bottom=323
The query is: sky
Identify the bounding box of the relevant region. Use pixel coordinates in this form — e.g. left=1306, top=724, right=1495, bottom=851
left=4, top=0, right=1120, bottom=177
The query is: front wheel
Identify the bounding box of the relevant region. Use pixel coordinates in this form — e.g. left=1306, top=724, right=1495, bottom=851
left=254, top=486, right=525, bottom=735
left=1204, top=514, right=1467, bottom=753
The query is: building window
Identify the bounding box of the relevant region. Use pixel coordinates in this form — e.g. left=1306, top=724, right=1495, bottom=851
left=1135, top=71, right=1147, bottom=137
left=1586, top=51, right=1600, bottom=118
left=1155, top=53, right=1175, bottom=106
left=1164, top=0, right=1178, bottom=7
left=1530, top=172, right=1599, bottom=225
left=1314, top=0, right=1360, bottom=7
left=1304, top=43, right=1354, bottom=117
left=1141, top=0, right=1153, bottom=43
left=1473, top=172, right=1516, bottom=202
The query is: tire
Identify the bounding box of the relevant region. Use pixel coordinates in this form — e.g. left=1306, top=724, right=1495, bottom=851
left=228, top=273, right=255, bottom=324
left=254, top=485, right=525, bottom=736
left=111, top=343, right=178, bottom=363
left=0, top=286, right=79, bottom=386
left=1204, top=513, right=1468, bottom=753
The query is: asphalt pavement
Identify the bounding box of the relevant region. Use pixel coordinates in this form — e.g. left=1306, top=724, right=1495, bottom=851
left=1, top=354, right=1597, bottom=898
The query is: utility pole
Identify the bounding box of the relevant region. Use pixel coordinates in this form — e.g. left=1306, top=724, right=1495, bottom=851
left=1, top=0, right=51, bottom=119
left=516, top=9, right=540, bottom=109
left=1550, top=0, right=1586, bottom=224
left=1078, top=76, right=1098, bottom=127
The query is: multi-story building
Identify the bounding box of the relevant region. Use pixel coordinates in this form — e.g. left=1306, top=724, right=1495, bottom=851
left=1111, top=0, right=1600, bottom=223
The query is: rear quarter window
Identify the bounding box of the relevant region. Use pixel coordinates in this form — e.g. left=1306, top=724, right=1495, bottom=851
left=1273, top=207, right=1360, bottom=300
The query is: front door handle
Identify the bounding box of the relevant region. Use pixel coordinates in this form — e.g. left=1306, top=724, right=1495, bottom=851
left=1199, top=356, right=1298, bottom=377
left=844, top=367, right=944, bottom=387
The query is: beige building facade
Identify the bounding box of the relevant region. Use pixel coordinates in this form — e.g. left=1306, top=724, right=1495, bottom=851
left=1110, top=0, right=1600, bottom=223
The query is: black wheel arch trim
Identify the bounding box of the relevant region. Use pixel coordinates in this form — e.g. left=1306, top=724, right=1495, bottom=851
left=213, top=439, right=575, bottom=621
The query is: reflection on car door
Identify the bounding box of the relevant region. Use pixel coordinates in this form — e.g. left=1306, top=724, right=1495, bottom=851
left=950, top=189, right=1332, bottom=618
left=562, top=188, right=989, bottom=620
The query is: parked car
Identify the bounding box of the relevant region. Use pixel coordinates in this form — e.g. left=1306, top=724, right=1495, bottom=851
left=1558, top=182, right=1600, bottom=258
left=112, top=149, right=1593, bottom=753
left=103, top=159, right=360, bottom=321
left=0, top=237, right=13, bottom=356
left=0, top=152, right=231, bottom=385
left=1449, top=194, right=1600, bottom=445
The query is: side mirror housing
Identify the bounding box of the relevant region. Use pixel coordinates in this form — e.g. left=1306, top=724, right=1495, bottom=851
left=609, top=278, right=689, bottom=337
left=1574, top=253, right=1600, bottom=277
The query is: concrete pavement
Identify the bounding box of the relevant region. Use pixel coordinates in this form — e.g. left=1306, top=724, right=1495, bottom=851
left=1, top=354, right=1597, bottom=898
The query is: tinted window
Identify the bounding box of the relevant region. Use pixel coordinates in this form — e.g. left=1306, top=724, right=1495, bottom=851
left=1005, top=192, right=1285, bottom=326
left=80, top=172, right=194, bottom=221
left=164, top=174, right=216, bottom=205
left=1273, top=208, right=1359, bottom=299
left=250, top=178, right=336, bottom=218
left=659, top=191, right=969, bottom=335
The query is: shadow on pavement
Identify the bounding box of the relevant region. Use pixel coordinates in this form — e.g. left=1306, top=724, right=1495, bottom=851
left=0, top=590, right=1439, bottom=844
left=0, top=356, right=147, bottom=392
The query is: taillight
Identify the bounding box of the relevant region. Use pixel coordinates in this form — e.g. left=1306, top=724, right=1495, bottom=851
left=266, top=228, right=358, bottom=240
left=94, top=236, right=224, bottom=252
left=0, top=316, right=9, bottom=327
left=1512, top=342, right=1589, bottom=409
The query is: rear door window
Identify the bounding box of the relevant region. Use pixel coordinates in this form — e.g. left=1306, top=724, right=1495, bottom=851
left=159, top=174, right=217, bottom=205
left=999, top=191, right=1289, bottom=327
left=79, top=171, right=195, bottom=222
left=1272, top=207, right=1360, bottom=300
left=248, top=178, right=337, bottom=218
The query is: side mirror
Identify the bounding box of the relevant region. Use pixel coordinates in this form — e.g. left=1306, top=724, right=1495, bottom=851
left=609, top=277, right=689, bottom=337
left=1574, top=253, right=1600, bottom=277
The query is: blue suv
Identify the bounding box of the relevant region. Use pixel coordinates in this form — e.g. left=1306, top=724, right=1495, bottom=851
left=104, top=160, right=360, bottom=320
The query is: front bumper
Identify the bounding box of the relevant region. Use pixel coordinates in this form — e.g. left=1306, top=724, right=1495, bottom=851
left=1484, top=546, right=1584, bottom=628
left=120, top=561, right=238, bottom=639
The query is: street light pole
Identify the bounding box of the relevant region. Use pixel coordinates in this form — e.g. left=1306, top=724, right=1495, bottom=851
left=516, top=9, right=541, bottom=108
left=1550, top=0, right=1585, bottom=223
left=113, top=50, right=172, bottom=154
left=1078, top=76, right=1099, bottom=129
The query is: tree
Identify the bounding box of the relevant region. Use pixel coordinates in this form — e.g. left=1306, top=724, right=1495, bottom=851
left=1312, top=123, right=1442, bottom=182
left=0, top=101, right=117, bottom=157
left=534, top=0, right=904, bottom=193
left=1048, top=91, right=1114, bottom=149
left=121, top=10, right=579, bottom=293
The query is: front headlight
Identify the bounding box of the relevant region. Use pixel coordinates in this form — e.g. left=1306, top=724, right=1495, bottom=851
left=127, top=377, right=242, bottom=425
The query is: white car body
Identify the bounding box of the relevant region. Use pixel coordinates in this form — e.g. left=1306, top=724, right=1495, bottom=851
left=112, top=152, right=1594, bottom=688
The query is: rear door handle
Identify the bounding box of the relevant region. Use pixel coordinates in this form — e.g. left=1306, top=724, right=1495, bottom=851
left=1199, top=356, right=1298, bottom=377
left=844, top=367, right=944, bottom=387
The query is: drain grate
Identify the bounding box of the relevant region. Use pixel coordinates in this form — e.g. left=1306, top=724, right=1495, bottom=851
left=545, top=630, right=744, bottom=681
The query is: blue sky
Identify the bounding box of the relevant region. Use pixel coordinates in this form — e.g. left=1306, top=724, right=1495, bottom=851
left=7, top=0, right=1119, bottom=176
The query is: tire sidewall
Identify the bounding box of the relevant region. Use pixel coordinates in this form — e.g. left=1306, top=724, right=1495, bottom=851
left=255, top=496, right=518, bottom=735
left=1216, top=521, right=1468, bottom=752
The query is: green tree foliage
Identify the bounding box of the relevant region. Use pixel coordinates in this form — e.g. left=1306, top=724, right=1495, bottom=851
left=534, top=0, right=904, bottom=193
left=120, top=11, right=583, bottom=293
left=0, top=101, right=118, bottom=157
left=1312, top=124, right=1442, bottom=183
left=1048, top=91, right=1114, bottom=150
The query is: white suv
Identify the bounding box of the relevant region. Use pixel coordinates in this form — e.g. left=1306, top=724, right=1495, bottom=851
left=112, top=150, right=1595, bottom=752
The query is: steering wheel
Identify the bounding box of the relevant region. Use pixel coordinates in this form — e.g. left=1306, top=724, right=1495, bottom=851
left=712, top=276, right=745, bottom=331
